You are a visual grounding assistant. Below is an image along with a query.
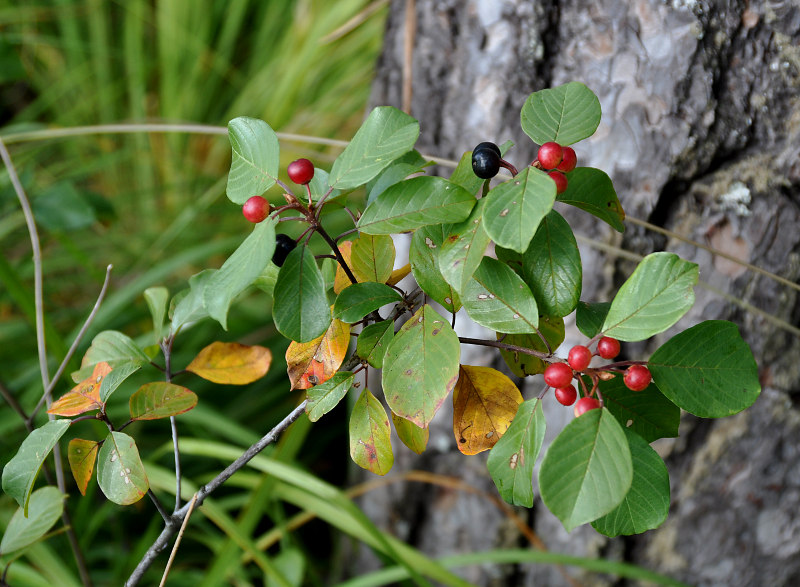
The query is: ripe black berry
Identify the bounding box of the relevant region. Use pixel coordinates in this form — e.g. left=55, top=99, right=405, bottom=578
left=272, top=234, right=297, bottom=267
left=472, top=145, right=501, bottom=179
left=474, top=142, right=501, bottom=157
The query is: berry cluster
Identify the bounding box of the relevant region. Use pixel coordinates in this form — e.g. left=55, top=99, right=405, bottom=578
left=543, top=336, right=652, bottom=418
left=536, top=142, right=576, bottom=195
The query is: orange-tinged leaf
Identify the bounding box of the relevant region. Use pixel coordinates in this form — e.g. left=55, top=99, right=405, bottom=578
left=286, top=317, right=350, bottom=390
left=48, top=362, right=112, bottom=416
left=186, top=342, right=272, bottom=385
left=333, top=241, right=358, bottom=294
left=453, top=365, right=523, bottom=455
left=129, top=382, right=198, bottom=420
left=387, top=263, right=412, bottom=286
left=67, top=439, right=99, bottom=496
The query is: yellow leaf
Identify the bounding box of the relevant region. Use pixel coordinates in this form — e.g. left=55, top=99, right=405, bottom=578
left=387, top=263, right=411, bottom=286
left=350, top=233, right=395, bottom=283
left=186, top=342, right=271, bottom=385
left=68, top=438, right=99, bottom=496
left=48, top=362, right=112, bottom=416
left=452, top=365, right=523, bottom=455
left=334, top=241, right=358, bottom=294
left=392, top=412, right=429, bottom=454
left=286, top=317, right=350, bottom=390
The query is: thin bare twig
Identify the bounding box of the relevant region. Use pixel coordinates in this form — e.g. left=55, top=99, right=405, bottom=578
left=0, top=380, right=29, bottom=423
left=158, top=494, right=198, bottom=587
left=402, top=0, right=416, bottom=114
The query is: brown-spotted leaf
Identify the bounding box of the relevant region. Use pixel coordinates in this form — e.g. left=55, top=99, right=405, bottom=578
left=350, top=388, right=393, bottom=475
left=48, top=362, right=112, bottom=416
left=68, top=439, right=99, bottom=496
left=453, top=365, right=523, bottom=455
left=129, top=382, right=198, bottom=420
left=392, top=412, right=429, bottom=454
left=333, top=241, right=357, bottom=294
left=186, top=341, right=272, bottom=385
left=286, top=317, right=350, bottom=390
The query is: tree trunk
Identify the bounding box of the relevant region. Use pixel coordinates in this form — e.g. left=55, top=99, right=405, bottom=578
left=348, top=1, right=800, bottom=585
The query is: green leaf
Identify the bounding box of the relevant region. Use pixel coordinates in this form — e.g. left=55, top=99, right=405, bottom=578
left=557, top=168, right=625, bottom=233
left=596, top=376, right=680, bottom=442
left=81, top=330, right=149, bottom=370
left=520, top=82, right=602, bottom=145
left=350, top=233, right=395, bottom=283
left=171, top=269, right=215, bottom=332
left=482, top=167, right=556, bottom=253
left=98, top=362, right=141, bottom=402
left=268, top=547, right=305, bottom=587
left=96, top=431, right=149, bottom=506
left=143, top=286, right=169, bottom=341
left=306, top=372, right=355, bottom=422
left=33, top=182, right=96, bottom=231
left=575, top=301, right=611, bottom=338
left=438, top=199, right=491, bottom=292
left=409, top=225, right=461, bottom=313
left=366, top=150, right=429, bottom=203
left=356, top=320, right=394, bottom=369
left=649, top=320, right=761, bottom=418
left=273, top=245, right=332, bottom=343
left=382, top=305, right=460, bottom=428
left=602, top=252, right=698, bottom=342
left=540, top=408, right=633, bottom=532
left=307, top=168, right=340, bottom=203
left=2, top=420, right=70, bottom=515
left=129, top=382, right=198, bottom=420
left=357, top=176, right=475, bottom=235
left=495, top=245, right=524, bottom=277
left=497, top=316, right=565, bottom=377
left=392, top=413, right=429, bottom=454
left=487, top=399, right=546, bottom=507
left=329, top=106, right=420, bottom=190
left=226, top=117, right=280, bottom=204
left=333, top=282, right=402, bottom=323
left=349, top=388, right=394, bottom=475
left=204, top=217, right=277, bottom=330
left=521, top=209, right=581, bottom=317
left=461, top=257, right=539, bottom=334
left=592, top=428, right=670, bottom=536
left=0, top=487, right=64, bottom=556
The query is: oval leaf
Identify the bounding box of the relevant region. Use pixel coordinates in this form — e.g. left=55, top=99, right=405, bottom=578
left=204, top=217, right=277, bottom=330
left=226, top=116, right=280, bottom=204
left=286, top=317, right=350, bottom=390
left=129, top=382, right=198, bottom=420
left=649, top=320, right=761, bottom=418
left=540, top=408, right=633, bottom=532
left=439, top=198, right=491, bottom=292
left=306, top=372, right=355, bottom=422
left=350, top=233, right=396, bottom=284
left=98, top=362, right=142, bottom=402
left=49, top=362, right=112, bottom=417
left=356, top=320, right=394, bottom=369
left=557, top=167, right=625, bottom=232
left=597, top=376, right=680, bottom=442
left=601, top=252, right=699, bottom=342
left=358, top=176, right=475, bottom=235
left=497, top=316, right=565, bottom=377
left=144, top=286, right=169, bottom=340
left=392, top=412, right=429, bottom=454
left=68, top=439, right=100, bottom=496
left=592, top=428, right=670, bottom=536
left=80, top=330, right=149, bottom=371
left=409, top=225, right=461, bottom=313
left=487, top=398, right=546, bottom=507
left=186, top=341, right=272, bottom=385
left=452, top=365, right=523, bottom=455
left=349, top=389, right=393, bottom=476
left=273, top=245, right=332, bottom=343
left=482, top=167, right=556, bottom=254
left=171, top=269, right=215, bottom=332
left=521, top=209, right=582, bottom=317
left=96, top=431, right=148, bottom=506
left=2, top=420, right=70, bottom=514
left=520, top=82, right=602, bottom=145
left=0, top=487, right=64, bottom=556
left=329, top=106, right=419, bottom=190
left=461, top=257, right=539, bottom=334
left=382, top=305, right=460, bottom=428
left=333, top=282, right=402, bottom=323
left=575, top=301, right=611, bottom=338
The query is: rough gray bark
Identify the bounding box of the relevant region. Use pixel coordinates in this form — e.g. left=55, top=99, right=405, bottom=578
left=348, top=1, right=800, bottom=586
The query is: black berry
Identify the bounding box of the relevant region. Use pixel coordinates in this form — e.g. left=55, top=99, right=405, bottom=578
left=472, top=146, right=501, bottom=179
left=272, top=234, right=297, bottom=267
left=474, top=142, right=501, bottom=157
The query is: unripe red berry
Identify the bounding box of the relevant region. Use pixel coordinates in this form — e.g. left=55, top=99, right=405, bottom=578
left=557, top=146, right=577, bottom=173
left=242, top=196, right=270, bottom=223
left=574, top=396, right=601, bottom=417
left=568, top=345, right=592, bottom=371
left=596, top=336, right=621, bottom=360
left=554, top=385, right=577, bottom=406
left=537, top=142, right=563, bottom=169
left=287, top=158, right=315, bottom=185
left=543, top=362, right=573, bottom=389
left=624, top=365, right=652, bottom=391
left=548, top=170, right=568, bottom=194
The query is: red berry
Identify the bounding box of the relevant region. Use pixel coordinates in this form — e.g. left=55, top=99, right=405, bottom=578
left=548, top=170, right=568, bottom=194
left=543, top=363, right=573, bottom=389
left=537, top=142, right=563, bottom=169
left=568, top=345, right=592, bottom=371
left=242, top=196, right=270, bottom=223
left=557, top=147, right=577, bottom=173
left=596, top=336, right=621, bottom=360
left=287, top=158, right=315, bottom=185
left=624, top=365, right=652, bottom=391
left=554, top=385, right=577, bottom=406
left=574, top=396, right=601, bottom=417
